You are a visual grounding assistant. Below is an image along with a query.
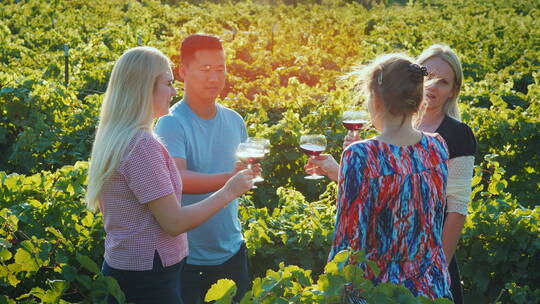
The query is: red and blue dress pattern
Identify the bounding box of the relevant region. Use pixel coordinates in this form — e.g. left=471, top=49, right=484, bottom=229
left=329, top=133, right=452, bottom=299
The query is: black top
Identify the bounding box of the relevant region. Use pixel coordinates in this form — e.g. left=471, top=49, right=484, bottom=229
left=435, top=115, right=477, bottom=159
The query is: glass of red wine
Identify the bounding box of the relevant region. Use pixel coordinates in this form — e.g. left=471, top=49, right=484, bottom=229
left=299, top=134, right=327, bottom=180
left=236, top=142, right=265, bottom=188
left=342, top=110, right=369, bottom=137
left=246, top=138, right=270, bottom=182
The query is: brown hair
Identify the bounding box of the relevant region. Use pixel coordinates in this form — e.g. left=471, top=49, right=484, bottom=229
left=349, top=53, right=426, bottom=124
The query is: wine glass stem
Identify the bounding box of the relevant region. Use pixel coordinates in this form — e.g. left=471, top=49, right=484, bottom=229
left=352, top=130, right=358, bottom=137
left=311, top=156, right=317, bottom=177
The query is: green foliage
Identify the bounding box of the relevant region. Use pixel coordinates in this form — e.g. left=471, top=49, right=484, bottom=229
left=205, top=250, right=453, bottom=303
left=0, top=162, right=124, bottom=303
left=457, top=155, right=540, bottom=303
left=1, top=0, right=538, bottom=203
left=0, top=0, right=538, bottom=303
left=240, top=184, right=337, bottom=276
left=205, top=279, right=237, bottom=303
left=0, top=151, right=538, bottom=302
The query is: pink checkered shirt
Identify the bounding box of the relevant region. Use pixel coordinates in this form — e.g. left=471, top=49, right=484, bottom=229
left=100, top=131, right=188, bottom=271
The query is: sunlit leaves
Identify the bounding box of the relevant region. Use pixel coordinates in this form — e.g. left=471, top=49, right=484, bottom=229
left=0, top=0, right=538, bottom=302
left=205, top=279, right=237, bottom=303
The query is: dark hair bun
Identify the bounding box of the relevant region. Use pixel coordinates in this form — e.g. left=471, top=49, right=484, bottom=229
left=408, top=64, right=428, bottom=84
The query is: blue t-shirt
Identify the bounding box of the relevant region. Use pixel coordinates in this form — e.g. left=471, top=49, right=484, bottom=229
left=154, top=100, right=247, bottom=265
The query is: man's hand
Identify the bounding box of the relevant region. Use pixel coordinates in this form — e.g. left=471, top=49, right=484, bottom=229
left=343, top=131, right=361, bottom=150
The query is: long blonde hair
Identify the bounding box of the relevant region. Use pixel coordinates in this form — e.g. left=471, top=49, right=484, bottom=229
left=417, top=44, right=463, bottom=121
left=86, top=47, right=172, bottom=211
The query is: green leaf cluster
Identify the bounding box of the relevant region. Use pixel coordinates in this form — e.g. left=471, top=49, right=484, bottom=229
left=0, top=0, right=538, bottom=302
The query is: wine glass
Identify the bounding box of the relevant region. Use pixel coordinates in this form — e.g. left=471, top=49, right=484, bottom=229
left=342, top=110, right=369, bottom=137
left=246, top=138, right=270, bottom=182
left=299, top=134, right=327, bottom=180
left=236, top=142, right=265, bottom=188
left=247, top=138, right=270, bottom=154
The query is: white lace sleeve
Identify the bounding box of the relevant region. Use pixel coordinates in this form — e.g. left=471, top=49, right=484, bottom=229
left=446, top=156, right=475, bottom=215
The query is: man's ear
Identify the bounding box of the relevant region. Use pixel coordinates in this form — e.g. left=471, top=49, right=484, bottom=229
left=177, top=63, right=186, bottom=81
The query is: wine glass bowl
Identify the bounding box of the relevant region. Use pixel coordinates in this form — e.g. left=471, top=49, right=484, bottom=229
left=342, top=110, right=369, bottom=136
left=246, top=137, right=270, bottom=182
left=247, top=137, right=270, bottom=154
left=236, top=142, right=265, bottom=188
left=299, top=134, right=327, bottom=180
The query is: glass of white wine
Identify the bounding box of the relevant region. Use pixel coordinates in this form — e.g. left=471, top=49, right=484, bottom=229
left=246, top=138, right=270, bottom=182
left=236, top=142, right=265, bottom=188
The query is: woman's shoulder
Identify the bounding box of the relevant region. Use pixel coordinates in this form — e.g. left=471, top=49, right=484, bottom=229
left=438, top=116, right=477, bottom=158
left=124, top=130, right=167, bottom=161
left=345, top=138, right=378, bottom=154
left=422, top=131, right=450, bottom=158
left=439, top=116, right=475, bottom=138
left=423, top=131, right=447, bottom=144
left=135, top=130, right=163, bottom=147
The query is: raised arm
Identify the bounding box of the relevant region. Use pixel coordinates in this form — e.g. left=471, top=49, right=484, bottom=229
left=174, top=157, right=246, bottom=194
left=147, top=169, right=254, bottom=236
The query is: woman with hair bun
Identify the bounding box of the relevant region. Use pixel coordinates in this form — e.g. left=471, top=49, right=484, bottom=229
left=327, top=53, right=452, bottom=299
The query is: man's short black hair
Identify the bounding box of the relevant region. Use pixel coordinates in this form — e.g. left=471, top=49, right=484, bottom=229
left=180, top=34, right=223, bottom=65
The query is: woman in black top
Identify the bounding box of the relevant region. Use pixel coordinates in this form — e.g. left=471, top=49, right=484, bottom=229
left=417, top=44, right=476, bottom=304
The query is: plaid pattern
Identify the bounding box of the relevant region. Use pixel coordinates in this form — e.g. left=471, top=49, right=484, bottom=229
left=100, top=131, right=188, bottom=271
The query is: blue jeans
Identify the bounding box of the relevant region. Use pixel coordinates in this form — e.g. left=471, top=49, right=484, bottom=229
left=102, top=251, right=185, bottom=304
left=181, top=242, right=250, bottom=304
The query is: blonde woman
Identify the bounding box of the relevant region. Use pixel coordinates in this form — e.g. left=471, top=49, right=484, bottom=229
left=86, top=47, right=255, bottom=304
left=416, top=44, right=476, bottom=304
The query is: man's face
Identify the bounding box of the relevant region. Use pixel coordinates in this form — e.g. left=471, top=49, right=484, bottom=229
left=180, top=49, right=226, bottom=104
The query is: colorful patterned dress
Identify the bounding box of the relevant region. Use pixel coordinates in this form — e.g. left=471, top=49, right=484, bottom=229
left=329, top=133, right=452, bottom=299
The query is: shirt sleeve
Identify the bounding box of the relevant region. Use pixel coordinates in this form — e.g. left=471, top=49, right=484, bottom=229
left=232, top=109, right=247, bottom=142
left=118, top=135, right=175, bottom=204
left=154, top=115, right=187, bottom=159
left=240, top=122, right=248, bottom=142
left=446, top=155, right=475, bottom=215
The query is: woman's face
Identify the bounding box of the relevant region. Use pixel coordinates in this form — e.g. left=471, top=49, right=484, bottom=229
left=152, top=70, right=177, bottom=118
left=423, top=56, right=456, bottom=114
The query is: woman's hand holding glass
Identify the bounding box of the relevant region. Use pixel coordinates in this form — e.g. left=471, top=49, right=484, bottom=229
left=236, top=142, right=265, bottom=188
left=343, top=132, right=361, bottom=150
left=223, top=168, right=257, bottom=200
left=342, top=110, right=369, bottom=135
left=301, top=110, right=370, bottom=182
left=342, top=110, right=368, bottom=149
left=304, top=155, right=339, bottom=182
left=246, top=137, right=270, bottom=182
left=300, top=134, right=327, bottom=180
